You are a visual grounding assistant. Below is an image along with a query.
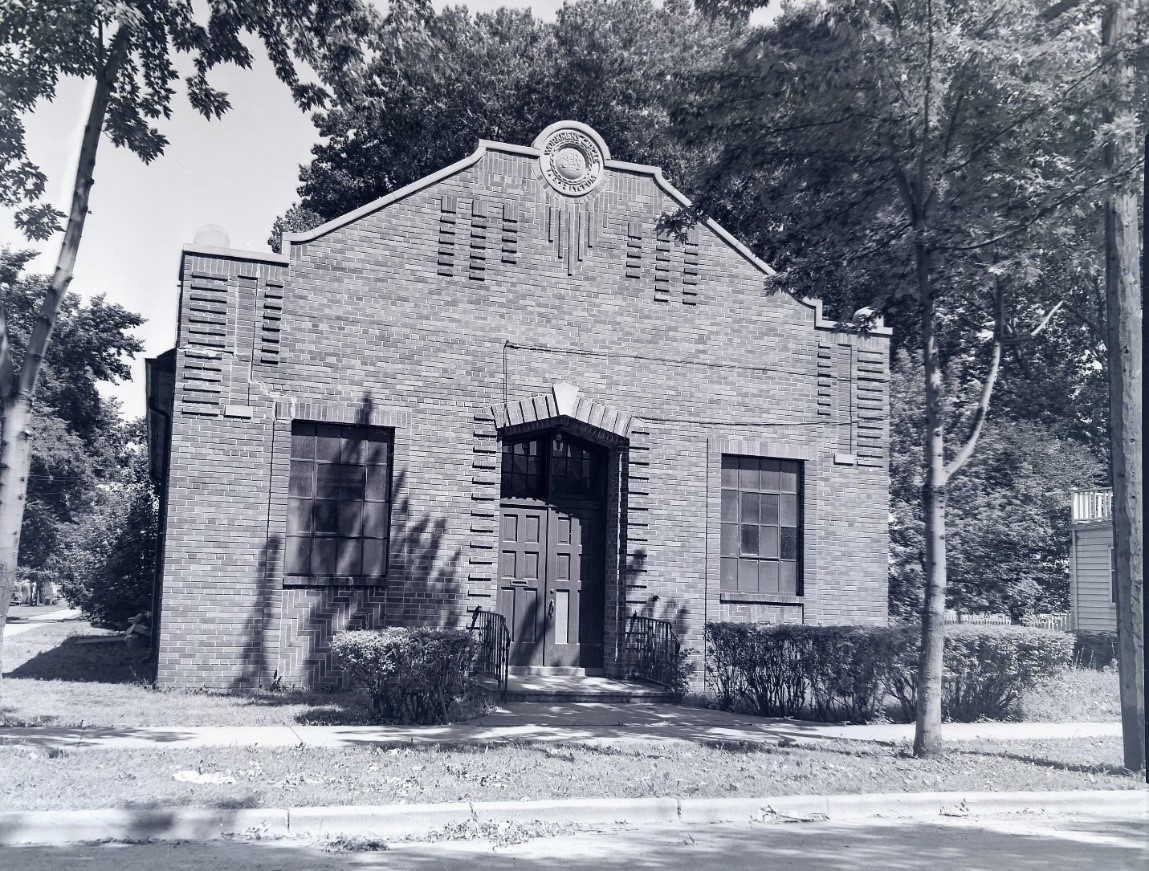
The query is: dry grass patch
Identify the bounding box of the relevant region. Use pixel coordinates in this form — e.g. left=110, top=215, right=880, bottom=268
left=1, top=737, right=1142, bottom=812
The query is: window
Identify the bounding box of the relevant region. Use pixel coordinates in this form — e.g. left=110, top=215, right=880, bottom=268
left=500, top=432, right=606, bottom=501
left=720, top=455, right=802, bottom=595
left=286, top=422, right=393, bottom=580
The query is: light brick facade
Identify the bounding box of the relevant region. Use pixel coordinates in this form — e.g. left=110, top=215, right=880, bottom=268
left=152, top=123, right=891, bottom=690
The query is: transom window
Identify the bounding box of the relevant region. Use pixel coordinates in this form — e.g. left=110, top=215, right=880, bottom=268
left=286, top=422, right=393, bottom=580
left=720, top=455, right=802, bottom=595
left=501, top=431, right=606, bottom=501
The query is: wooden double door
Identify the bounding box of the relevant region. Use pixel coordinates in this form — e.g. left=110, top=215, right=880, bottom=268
left=497, top=432, right=607, bottom=668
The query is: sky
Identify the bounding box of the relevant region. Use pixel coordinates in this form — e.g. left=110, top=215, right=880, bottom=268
left=0, top=1, right=771, bottom=420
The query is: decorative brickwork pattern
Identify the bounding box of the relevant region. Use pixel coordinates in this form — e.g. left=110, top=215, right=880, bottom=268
left=501, top=203, right=519, bottom=264
left=185, top=271, right=229, bottom=349
left=625, top=221, right=643, bottom=279
left=278, top=586, right=387, bottom=687
left=259, top=279, right=283, bottom=364
left=469, top=197, right=488, bottom=281
left=682, top=229, right=700, bottom=305
left=855, top=346, right=888, bottom=467
left=437, top=195, right=457, bottom=276
left=836, top=342, right=855, bottom=455
left=816, top=343, right=833, bottom=417
left=654, top=229, right=672, bottom=302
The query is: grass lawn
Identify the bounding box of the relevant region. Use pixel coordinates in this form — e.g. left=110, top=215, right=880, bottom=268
left=1, top=736, right=1142, bottom=812
left=1, top=622, right=373, bottom=728
left=1, top=619, right=1124, bottom=729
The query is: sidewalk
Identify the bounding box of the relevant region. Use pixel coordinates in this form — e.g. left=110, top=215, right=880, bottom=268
left=0, top=702, right=1123, bottom=751
left=3, top=607, right=81, bottom=638
left=0, top=789, right=1144, bottom=847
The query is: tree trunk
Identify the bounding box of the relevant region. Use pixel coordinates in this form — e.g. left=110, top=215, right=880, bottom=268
left=1102, top=1, right=1145, bottom=775
left=0, top=29, right=126, bottom=663
left=914, top=244, right=948, bottom=757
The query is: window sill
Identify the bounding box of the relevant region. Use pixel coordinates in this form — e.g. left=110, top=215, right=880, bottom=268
left=282, top=575, right=388, bottom=588
left=719, top=591, right=803, bottom=606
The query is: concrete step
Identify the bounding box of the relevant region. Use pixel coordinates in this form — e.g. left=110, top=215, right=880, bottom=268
left=475, top=674, right=675, bottom=704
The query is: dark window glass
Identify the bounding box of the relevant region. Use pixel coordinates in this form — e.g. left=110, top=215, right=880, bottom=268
left=500, top=438, right=545, bottom=498
left=500, top=432, right=606, bottom=501
left=719, top=455, right=802, bottom=595
left=287, top=421, right=392, bottom=579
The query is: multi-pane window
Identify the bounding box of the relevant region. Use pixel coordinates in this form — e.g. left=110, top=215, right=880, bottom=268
left=720, top=456, right=802, bottom=595
left=286, top=422, right=393, bottom=580
left=500, top=432, right=606, bottom=501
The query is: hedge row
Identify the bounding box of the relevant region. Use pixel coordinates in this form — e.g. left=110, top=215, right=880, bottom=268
left=331, top=627, right=479, bottom=725
left=706, top=622, right=1073, bottom=724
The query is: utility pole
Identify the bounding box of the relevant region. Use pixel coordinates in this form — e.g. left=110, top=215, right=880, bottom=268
left=1101, top=0, right=1145, bottom=774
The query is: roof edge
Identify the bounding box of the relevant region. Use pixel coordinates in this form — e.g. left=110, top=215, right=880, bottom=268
left=181, top=243, right=289, bottom=265
left=282, top=145, right=489, bottom=247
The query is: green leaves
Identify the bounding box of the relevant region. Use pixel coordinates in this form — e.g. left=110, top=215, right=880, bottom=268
left=1, top=0, right=377, bottom=241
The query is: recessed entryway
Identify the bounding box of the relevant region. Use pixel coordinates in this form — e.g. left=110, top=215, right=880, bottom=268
left=498, top=429, right=607, bottom=669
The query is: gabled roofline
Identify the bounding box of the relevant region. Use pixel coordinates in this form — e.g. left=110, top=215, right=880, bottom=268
left=280, top=133, right=891, bottom=337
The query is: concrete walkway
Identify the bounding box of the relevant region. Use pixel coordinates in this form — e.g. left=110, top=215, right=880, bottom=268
left=0, top=702, right=1122, bottom=751
left=2, top=607, right=81, bottom=638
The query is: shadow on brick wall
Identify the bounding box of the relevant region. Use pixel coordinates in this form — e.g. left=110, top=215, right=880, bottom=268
left=231, top=535, right=281, bottom=691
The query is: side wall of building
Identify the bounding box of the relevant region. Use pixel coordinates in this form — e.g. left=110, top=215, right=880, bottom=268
left=1070, top=520, right=1117, bottom=633
left=157, top=145, right=890, bottom=689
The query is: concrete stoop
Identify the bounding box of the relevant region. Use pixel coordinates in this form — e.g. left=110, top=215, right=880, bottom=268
left=0, top=790, right=1143, bottom=847
left=482, top=673, right=674, bottom=704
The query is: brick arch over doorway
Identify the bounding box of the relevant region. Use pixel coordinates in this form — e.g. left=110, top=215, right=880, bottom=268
left=491, top=385, right=632, bottom=674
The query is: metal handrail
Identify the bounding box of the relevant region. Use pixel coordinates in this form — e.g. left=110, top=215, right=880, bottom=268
left=468, top=606, right=510, bottom=690
left=623, top=612, right=680, bottom=689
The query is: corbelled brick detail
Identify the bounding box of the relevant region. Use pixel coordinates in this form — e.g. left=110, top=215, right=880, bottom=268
left=156, top=136, right=891, bottom=691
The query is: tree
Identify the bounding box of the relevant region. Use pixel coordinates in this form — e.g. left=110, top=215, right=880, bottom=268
left=0, top=0, right=376, bottom=652
left=683, top=0, right=1133, bottom=754
left=58, top=420, right=157, bottom=630
left=270, top=0, right=737, bottom=247
left=888, top=351, right=1105, bottom=621
left=0, top=250, right=143, bottom=583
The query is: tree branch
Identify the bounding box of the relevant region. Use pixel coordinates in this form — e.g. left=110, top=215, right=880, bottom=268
left=16, top=26, right=131, bottom=404
left=945, top=281, right=1005, bottom=479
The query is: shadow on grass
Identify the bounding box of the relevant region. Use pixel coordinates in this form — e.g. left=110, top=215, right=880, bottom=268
left=958, top=747, right=1136, bottom=778
left=5, top=635, right=156, bottom=684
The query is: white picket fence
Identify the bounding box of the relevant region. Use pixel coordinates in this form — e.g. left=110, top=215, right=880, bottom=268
left=943, top=610, right=1071, bottom=632
left=944, top=610, right=1011, bottom=626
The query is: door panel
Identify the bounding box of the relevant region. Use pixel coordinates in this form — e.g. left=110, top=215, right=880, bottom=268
left=546, top=505, right=605, bottom=668
left=498, top=505, right=547, bottom=665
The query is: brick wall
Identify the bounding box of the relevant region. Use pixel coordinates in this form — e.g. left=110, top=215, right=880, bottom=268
left=156, top=136, right=890, bottom=690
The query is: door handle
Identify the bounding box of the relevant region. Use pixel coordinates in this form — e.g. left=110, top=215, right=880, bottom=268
left=547, top=596, right=555, bottom=620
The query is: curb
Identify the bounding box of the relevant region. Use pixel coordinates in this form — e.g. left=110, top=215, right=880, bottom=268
left=0, top=790, right=1144, bottom=847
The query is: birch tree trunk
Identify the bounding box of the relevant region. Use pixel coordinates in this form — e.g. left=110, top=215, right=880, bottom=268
left=0, top=30, right=126, bottom=665
left=914, top=243, right=948, bottom=757
left=1102, top=0, right=1145, bottom=776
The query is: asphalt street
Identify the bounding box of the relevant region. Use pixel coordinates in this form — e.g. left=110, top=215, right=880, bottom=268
left=4, top=809, right=1146, bottom=870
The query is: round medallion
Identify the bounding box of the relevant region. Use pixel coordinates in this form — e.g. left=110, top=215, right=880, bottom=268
left=537, top=124, right=606, bottom=197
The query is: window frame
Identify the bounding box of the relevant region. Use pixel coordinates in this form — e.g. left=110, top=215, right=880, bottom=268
left=718, top=454, right=804, bottom=598
left=285, top=420, right=394, bottom=583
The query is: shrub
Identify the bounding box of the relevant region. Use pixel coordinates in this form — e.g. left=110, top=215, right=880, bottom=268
left=1072, top=631, right=1118, bottom=670
left=705, top=622, right=808, bottom=717
left=888, top=625, right=1073, bottom=722
left=706, top=622, right=1073, bottom=724
left=330, top=628, right=479, bottom=725
left=705, top=624, right=895, bottom=722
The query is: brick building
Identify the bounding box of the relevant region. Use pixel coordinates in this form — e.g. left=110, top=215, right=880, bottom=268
left=147, top=122, right=891, bottom=690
